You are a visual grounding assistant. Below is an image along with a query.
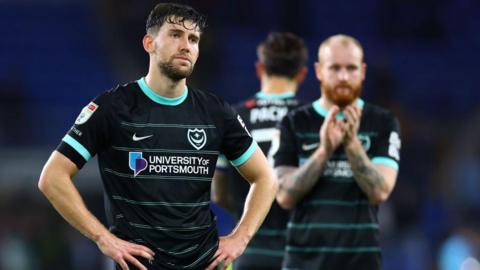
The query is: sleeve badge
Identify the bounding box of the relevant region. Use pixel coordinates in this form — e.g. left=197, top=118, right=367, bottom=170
left=75, top=102, right=99, bottom=125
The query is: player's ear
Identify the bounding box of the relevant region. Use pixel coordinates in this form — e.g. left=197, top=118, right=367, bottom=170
left=314, top=61, right=323, bottom=81
left=295, top=66, right=308, bottom=84
left=143, top=34, right=155, bottom=53
left=361, top=63, right=367, bottom=81
left=255, top=62, right=264, bottom=81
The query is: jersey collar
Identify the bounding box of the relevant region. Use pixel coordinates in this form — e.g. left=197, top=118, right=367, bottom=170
left=312, top=98, right=365, bottom=119
left=255, top=91, right=295, bottom=100
left=137, top=77, right=188, bottom=106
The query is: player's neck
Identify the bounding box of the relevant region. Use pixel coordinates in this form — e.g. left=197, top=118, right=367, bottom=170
left=319, top=96, right=361, bottom=111
left=319, top=97, right=335, bottom=110
left=260, top=76, right=297, bottom=95
left=144, top=72, right=186, bottom=98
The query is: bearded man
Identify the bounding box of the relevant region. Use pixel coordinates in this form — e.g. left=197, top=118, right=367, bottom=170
left=272, top=34, right=402, bottom=270
left=38, top=3, right=277, bottom=270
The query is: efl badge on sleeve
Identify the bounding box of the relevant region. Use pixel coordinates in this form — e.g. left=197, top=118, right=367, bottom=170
left=75, top=102, right=99, bottom=125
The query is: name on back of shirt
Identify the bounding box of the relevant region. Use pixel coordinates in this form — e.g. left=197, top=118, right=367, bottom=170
left=250, top=106, right=289, bottom=124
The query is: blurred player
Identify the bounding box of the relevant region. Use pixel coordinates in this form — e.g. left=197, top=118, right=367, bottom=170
left=212, top=32, right=308, bottom=270
left=273, top=34, right=401, bottom=269
left=38, top=3, right=277, bottom=270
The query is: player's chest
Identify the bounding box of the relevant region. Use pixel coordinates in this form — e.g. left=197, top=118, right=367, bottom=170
left=111, top=107, right=221, bottom=151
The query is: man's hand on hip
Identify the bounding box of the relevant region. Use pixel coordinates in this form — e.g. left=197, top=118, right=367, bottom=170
left=205, top=233, right=249, bottom=270
left=96, top=232, right=155, bottom=270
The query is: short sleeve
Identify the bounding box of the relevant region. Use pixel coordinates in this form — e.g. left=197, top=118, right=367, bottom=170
left=56, top=93, right=112, bottom=169
left=370, top=113, right=401, bottom=171
left=220, top=101, right=257, bottom=167
left=273, top=114, right=299, bottom=167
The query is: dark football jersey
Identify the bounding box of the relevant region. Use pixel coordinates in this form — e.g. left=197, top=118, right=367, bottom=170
left=216, top=91, right=303, bottom=270
left=56, top=78, right=257, bottom=270
left=274, top=99, right=401, bottom=270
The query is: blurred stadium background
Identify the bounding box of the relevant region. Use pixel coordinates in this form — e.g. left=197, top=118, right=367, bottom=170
left=1, top=0, right=480, bottom=269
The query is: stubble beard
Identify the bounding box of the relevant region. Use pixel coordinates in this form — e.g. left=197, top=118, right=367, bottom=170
left=158, top=60, right=194, bottom=82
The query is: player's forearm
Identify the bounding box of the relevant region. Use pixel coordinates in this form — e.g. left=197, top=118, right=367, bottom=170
left=233, top=172, right=277, bottom=242
left=277, top=147, right=330, bottom=209
left=344, top=139, right=389, bottom=204
left=38, top=172, right=109, bottom=242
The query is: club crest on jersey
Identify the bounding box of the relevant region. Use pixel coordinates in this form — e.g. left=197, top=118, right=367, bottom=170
left=129, top=152, right=148, bottom=177
left=358, top=134, right=371, bottom=151
left=187, top=128, right=207, bottom=150
left=75, top=102, right=98, bottom=125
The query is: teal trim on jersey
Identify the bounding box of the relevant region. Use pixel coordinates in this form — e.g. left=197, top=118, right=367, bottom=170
left=112, top=146, right=219, bottom=155
left=286, top=245, right=381, bottom=253
left=312, top=98, right=365, bottom=119
left=129, top=222, right=211, bottom=231
left=312, top=100, right=330, bottom=117
left=357, top=98, right=365, bottom=108
left=121, top=121, right=216, bottom=129
left=62, top=135, right=91, bottom=161
left=230, top=141, right=258, bottom=167
left=244, top=247, right=285, bottom=257
left=287, top=222, right=379, bottom=230
left=304, top=199, right=370, bottom=206
left=256, top=229, right=287, bottom=236
left=137, top=77, right=188, bottom=106
left=104, top=168, right=211, bottom=181
left=112, top=195, right=210, bottom=207
left=255, top=91, right=295, bottom=100
left=372, top=156, right=399, bottom=170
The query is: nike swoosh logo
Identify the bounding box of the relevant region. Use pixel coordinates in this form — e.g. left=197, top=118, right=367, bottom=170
left=302, top=143, right=319, bottom=151
left=132, top=133, right=153, bottom=141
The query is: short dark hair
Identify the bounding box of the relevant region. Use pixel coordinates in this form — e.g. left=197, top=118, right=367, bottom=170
left=257, top=32, right=308, bottom=79
left=146, top=3, right=207, bottom=34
